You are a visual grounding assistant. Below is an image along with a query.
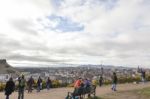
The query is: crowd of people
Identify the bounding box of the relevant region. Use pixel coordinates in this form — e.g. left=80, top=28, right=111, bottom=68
left=4, top=75, right=52, bottom=99
left=73, top=78, right=92, bottom=94
left=4, top=70, right=147, bottom=99
left=65, top=72, right=118, bottom=99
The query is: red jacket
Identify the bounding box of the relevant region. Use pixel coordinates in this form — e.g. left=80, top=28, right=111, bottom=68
left=74, top=80, right=81, bottom=88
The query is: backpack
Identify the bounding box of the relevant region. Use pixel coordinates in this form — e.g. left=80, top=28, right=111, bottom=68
left=20, top=79, right=26, bottom=88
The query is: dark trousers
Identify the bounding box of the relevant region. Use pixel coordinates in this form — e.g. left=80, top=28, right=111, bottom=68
left=18, top=88, right=24, bottom=99
left=37, top=86, right=41, bottom=92
left=28, top=85, right=33, bottom=93
left=99, top=81, right=103, bottom=87
left=6, top=95, right=9, bottom=99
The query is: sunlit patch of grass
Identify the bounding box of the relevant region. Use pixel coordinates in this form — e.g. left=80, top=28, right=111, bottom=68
left=135, top=87, right=150, bottom=96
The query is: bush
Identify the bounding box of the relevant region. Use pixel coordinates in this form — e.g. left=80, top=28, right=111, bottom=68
left=146, top=75, right=150, bottom=81
left=118, top=76, right=141, bottom=83
left=0, top=83, right=5, bottom=91
left=104, top=80, right=111, bottom=85
left=67, top=83, right=74, bottom=87
left=52, top=80, right=60, bottom=88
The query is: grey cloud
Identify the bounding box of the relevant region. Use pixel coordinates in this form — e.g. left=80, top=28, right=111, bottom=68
left=0, top=34, right=73, bottom=64
left=0, top=0, right=150, bottom=67
left=0, top=35, right=21, bottom=52
left=0, top=34, right=43, bottom=52
left=55, top=47, right=105, bottom=57
left=11, top=19, right=38, bottom=35
left=6, top=54, right=72, bottom=63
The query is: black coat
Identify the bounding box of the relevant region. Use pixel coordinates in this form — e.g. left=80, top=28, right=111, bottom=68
left=37, top=78, right=42, bottom=86
left=112, top=75, right=118, bottom=84
left=5, top=80, right=15, bottom=95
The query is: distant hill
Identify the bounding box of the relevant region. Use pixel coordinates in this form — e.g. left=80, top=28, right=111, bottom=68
left=0, top=59, right=20, bottom=75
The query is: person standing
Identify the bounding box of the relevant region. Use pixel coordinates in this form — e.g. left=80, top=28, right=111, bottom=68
left=111, top=72, right=118, bottom=91
left=18, top=75, right=26, bottom=99
left=5, top=77, right=15, bottom=99
left=99, top=75, right=103, bottom=87
left=141, top=70, right=146, bottom=83
left=37, top=76, right=43, bottom=92
left=46, top=77, right=52, bottom=90
left=27, top=76, right=34, bottom=93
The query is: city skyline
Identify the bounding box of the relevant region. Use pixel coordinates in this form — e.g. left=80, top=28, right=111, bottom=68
left=0, top=0, right=150, bottom=67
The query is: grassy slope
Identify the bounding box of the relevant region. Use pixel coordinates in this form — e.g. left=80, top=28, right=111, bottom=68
left=100, top=87, right=150, bottom=99
left=136, top=87, right=150, bottom=96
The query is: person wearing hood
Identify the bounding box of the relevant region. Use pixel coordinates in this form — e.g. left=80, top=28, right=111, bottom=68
left=5, top=77, right=15, bottom=99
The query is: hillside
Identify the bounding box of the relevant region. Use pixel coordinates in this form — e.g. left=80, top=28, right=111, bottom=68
left=0, top=59, right=20, bottom=75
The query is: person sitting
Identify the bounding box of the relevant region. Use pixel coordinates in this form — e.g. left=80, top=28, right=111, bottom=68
left=84, top=79, right=91, bottom=93
left=84, top=78, right=91, bottom=88
left=73, top=78, right=82, bottom=97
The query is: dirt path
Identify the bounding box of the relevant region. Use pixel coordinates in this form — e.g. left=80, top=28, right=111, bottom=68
left=0, top=83, right=150, bottom=99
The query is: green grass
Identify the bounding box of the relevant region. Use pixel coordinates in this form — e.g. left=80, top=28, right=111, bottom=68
left=89, top=87, right=150, bottom=99
left=95, top=87, right=150, bottom=99
left=135, top=87, right=150, bottom=96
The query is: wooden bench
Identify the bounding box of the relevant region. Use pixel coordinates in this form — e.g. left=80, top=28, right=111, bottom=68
left=66, top=85, right=96, bottom=99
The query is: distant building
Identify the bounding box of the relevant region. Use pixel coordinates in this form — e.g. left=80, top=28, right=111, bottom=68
left=0, top=74, right=11, bottom=82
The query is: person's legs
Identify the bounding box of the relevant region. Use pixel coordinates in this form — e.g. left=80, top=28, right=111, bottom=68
left=99, top=80, right=103, bottom=87
left=20, top=92, right=22, bottom=99
left=99, top=82, right=101, bottom=86
left=18, top=90, right=21, bottom=99
left=111, top=84, right=114, bottom=90
left=19, top=89, right=24, bottom=99
left=37, top=86, right=40, bottom=92
left=47, top=84, right=50, bottom=90
left=111, top=84, right=115, bottom=91
left=28, top=86, right=30, bottom=93
left=29, top=85, right=32, bottom=93
left=31, top=85, right=33, bottom=92
left=114, top=84, right=117, bottom=91
left=21, top=89, right=24, bottom=99
left=73, top=88, right=78, bottom=98
left=142, top=77, right=145, bottom=83
left=143, top=77, right=146, bottom=83
left=40, top=84, right=42, bottom=90
left=6, top=95, right=9, bottom=99
left=20, top=90, right=22, bottom=99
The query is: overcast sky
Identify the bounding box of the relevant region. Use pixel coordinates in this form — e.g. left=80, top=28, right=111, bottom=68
left=0, top=0, right=150, bottom=67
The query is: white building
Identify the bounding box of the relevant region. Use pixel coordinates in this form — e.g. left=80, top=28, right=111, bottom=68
left=0, top=74, right=10, bottom=82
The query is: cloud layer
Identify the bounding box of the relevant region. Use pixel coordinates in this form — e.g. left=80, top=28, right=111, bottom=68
left=0, top=0, right=150, bottom=67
